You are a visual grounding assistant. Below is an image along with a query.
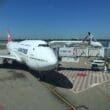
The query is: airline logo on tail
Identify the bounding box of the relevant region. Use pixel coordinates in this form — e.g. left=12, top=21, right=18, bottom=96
left=8, top=31, right=12, bottom=43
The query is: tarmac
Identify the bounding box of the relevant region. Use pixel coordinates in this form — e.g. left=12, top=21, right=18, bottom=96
left=0, top=49, right=110, bottom=110
left=59, top=70, right=110, bottom=93
left=0, top=68, right=67, bottom=110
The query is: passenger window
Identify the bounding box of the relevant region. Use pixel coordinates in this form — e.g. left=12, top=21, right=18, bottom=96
left=38, top=44, right=49, bottom=47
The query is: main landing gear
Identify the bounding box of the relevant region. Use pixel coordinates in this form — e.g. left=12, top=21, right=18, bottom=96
left=38, top=71, right=46, bottom=81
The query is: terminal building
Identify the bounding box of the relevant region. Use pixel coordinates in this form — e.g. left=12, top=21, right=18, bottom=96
left=99, top=39, right=110, bottom=59
left=99, top=39, right=110, bottom=47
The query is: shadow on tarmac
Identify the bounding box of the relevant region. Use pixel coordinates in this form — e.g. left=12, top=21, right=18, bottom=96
left=58, top=66, right=91, bottom=71
left=0, top=63, right=28, bottom=70
left=0, top=63, right=73, bottom=89
left=30, top=70, right=73, bottom=89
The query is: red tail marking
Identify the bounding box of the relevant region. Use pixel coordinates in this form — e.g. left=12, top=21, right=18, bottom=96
left=8, top=32, right=12, bottom=43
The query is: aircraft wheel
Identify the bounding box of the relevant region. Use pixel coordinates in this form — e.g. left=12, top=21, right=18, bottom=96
left=39, top=72, right=46, bottom=81
left=3, top=59, right=8, bottom=65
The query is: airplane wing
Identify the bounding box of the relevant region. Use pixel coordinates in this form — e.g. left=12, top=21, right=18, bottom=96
left=0, top=55, right=16, bottom=60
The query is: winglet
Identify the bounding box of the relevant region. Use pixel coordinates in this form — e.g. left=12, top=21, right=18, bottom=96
left=7, top=31, right=12, bottom=43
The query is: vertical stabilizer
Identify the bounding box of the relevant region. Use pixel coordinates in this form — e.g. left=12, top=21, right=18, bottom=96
left=8, top=31, right=12, bottom=43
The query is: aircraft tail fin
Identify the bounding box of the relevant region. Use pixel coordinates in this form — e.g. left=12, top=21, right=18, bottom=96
left=7, top=31, right=12, bottom=43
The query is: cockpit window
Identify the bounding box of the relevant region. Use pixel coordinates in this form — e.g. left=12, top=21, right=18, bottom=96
left=38, top=44, right=49, bottom=47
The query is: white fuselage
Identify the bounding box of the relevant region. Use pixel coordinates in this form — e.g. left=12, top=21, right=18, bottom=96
left=7, top=40, right=58, bottom=71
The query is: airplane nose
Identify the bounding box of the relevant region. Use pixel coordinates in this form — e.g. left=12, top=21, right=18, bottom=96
left=48, top=58, right=58, bottom=66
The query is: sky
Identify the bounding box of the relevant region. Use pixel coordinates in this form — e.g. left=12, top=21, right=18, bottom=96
left=0, top=0, right=110, bottom=39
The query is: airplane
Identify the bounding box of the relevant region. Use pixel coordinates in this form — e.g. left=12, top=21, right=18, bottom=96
left=49, top=32, right=103, bottom=47
left=0, top=32, right=58, bottom=71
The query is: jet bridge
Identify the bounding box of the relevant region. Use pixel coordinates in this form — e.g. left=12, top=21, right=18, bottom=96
left=54, top=46, right=104, bottom=62
left=59, top=46, right=104, bottom=57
